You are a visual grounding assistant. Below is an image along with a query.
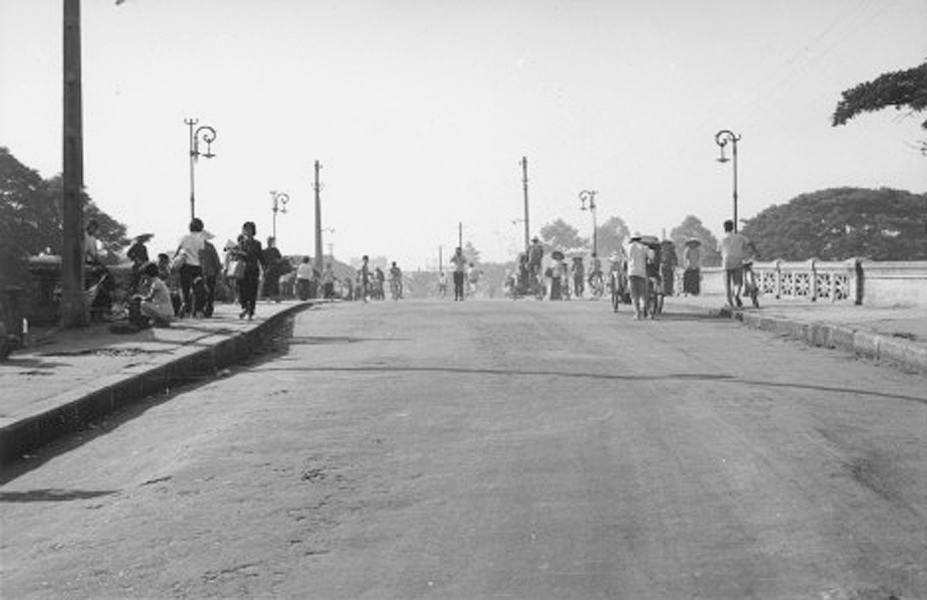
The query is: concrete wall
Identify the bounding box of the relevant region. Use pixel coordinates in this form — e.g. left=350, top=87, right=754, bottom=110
left=861, top=261, right=927, bottom=307
left=696, top=260, right=927, bottom=307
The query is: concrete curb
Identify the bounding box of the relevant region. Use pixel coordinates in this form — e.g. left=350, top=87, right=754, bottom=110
left=724, top=308, right=927, bottom=375
left=0, top=303, right=310, bottom=469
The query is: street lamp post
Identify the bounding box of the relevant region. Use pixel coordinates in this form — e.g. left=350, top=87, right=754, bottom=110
left=579, top=190, right=598, bottom=258
left=270, top=191, right=290, bottom=241
left=715, top=129, right=741, bottom=232
left=185, top=118, right=216, bottom=221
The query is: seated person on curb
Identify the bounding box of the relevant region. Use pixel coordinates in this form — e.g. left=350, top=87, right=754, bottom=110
left=135, top=262, right=174, bottom=328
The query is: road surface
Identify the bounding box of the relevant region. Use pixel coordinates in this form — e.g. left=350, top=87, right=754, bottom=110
left=2, top=299, right=926, bottom=599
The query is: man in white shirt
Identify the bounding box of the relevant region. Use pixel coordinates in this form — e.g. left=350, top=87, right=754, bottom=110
left=626, top=233, right=651, bottom=319
left=719, top=219, right=758, bottom=308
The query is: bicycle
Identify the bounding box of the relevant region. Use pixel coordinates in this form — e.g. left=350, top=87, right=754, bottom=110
left=609, top=269, right=627, bottom=313
left=645, top=274, right=663, bottom=319
left=588, top=270, right=605, bottom=299
left=742, top=260, right=760, bottom=308
left=389, top=278, right=403, bottom=300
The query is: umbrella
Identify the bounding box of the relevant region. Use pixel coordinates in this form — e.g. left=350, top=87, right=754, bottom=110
left=684, top=238, right=702, bottom=247
left=133, top=233, right=154, bottom=243
left=551, top=250, right=565, bottom=260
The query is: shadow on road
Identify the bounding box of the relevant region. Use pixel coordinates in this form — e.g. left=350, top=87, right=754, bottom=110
left=0, top=488, right=118, bottom=503
left=256, top=364, right=927, bottom=406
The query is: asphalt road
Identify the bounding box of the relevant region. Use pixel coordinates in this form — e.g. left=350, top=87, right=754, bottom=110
left=2, top=299, right=926, bottom=599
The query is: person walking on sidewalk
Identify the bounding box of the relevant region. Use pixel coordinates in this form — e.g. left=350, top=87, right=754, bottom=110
left=199, top=233, right=222, bottom=317
left=321, top=262, right=335, bottom=300
left=173, top=218, right=206, bottom=317
left=719, top=219, right=758, bottom=308
left=231, top=221, right=265, bottom=320
left=683, top=239, right=701, bottom=296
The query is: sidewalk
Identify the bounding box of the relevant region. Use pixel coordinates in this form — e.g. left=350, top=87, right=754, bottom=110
left=663, top=294, right=927, bottom=375
left=0, top=300, right=313, bottom=469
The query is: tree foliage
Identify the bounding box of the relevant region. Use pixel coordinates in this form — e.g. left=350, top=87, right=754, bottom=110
left=0, top=147, right=129, bottom=285
left=539, top=218, right=587, bottom=253
left=669, top=215, right=721, bottom=266
left=463, top=241, right=481, bottom=264
left=741, top=187, right=927, bottom=261
left=832, top=59, right=927, bottom=153
left=594, top=215, right=630, bottom=258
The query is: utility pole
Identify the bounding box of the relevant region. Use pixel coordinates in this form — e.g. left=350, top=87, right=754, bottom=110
left=458, top=222, right=463, bottom=251
left=520, top=156, right=530, bottom=252
left=61, top=0, right=86, bottom=327
left=313, top=160, right=323, bottom=268
left=438, top=246, right=443, bottom=271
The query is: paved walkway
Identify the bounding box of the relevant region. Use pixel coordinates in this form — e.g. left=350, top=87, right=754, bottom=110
left=0, top=301, right=313, bottom=468
left=1, top=295, right=924, bottom=469
left=664, top=294, right=927, bottom=375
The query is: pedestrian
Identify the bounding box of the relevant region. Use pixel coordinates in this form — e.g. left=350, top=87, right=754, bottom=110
left=360, top=255, right=370, bottom=302
left=84, top=218, right=114, bottom=320
left=374, top=267, right=385, bottom=300
left=437, top=270, right=448, bottom=298
left=135, top=262, right=173, bottom=327
left=262, top=237, right=283, bottom=302
left=450, top=247, right=467, bottom=301
left=719, top=220, right=758, bottom=308
left=231, top=221, right=265, bottom=320
left=172, top=217, right=206, bottom=317
left=683, top=239, right=701, bottom=296
left=321, top=263, right=335, bottom=299
left=156, top=252, right=182, bottom=315
left=660, top=240, right=678, bottom=297
left=126, top=233, right=152, bottom=294
left=627, top=232, right=650, bottom=319
left=199, top=232, right=222, bottom=317
left=296, top=256, right=313, bottom=301
left=389, top=261, right=403, bottom=299
left=549, top=251, right=565, bottom=300
left=528, top=237, right=544, bottom=294
left=572, top=256, right=585, bottom=298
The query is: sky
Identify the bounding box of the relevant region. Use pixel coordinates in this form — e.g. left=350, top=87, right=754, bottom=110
left=1, top=0, right=926, bottom=269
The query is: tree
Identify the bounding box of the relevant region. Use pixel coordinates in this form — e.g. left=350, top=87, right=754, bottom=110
left=595, top=215, right=630, bottom=258
left=463, top=241, right=481, bottom=264
left=832, top=59, right=927, bottom=153
left=0, top=147, right=129, bottom=286
left=669, top=215, right=721, bottom=266
left=539, top=218, right=587, bottom=254
left=741, top=187, right=927, bottom=261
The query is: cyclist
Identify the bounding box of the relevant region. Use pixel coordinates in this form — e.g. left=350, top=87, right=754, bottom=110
left=587, top=253, right=604, bottom=297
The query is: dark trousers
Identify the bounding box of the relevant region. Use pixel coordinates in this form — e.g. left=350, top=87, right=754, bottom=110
left=179, top=264, right=202, bottom=316
left=453, top=271, right=465, bottom=300
left=204, top=274, right=217, bottom=317
left=239, top=267, right=260, bottom=315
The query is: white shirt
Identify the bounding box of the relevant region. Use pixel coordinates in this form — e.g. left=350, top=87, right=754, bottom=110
left=177, top=232, right=205, bottom=267
left=627, top=242, right=650, bottom=278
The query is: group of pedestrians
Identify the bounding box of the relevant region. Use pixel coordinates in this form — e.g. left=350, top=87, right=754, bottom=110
left=351, top=256, right=405, bottom=302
